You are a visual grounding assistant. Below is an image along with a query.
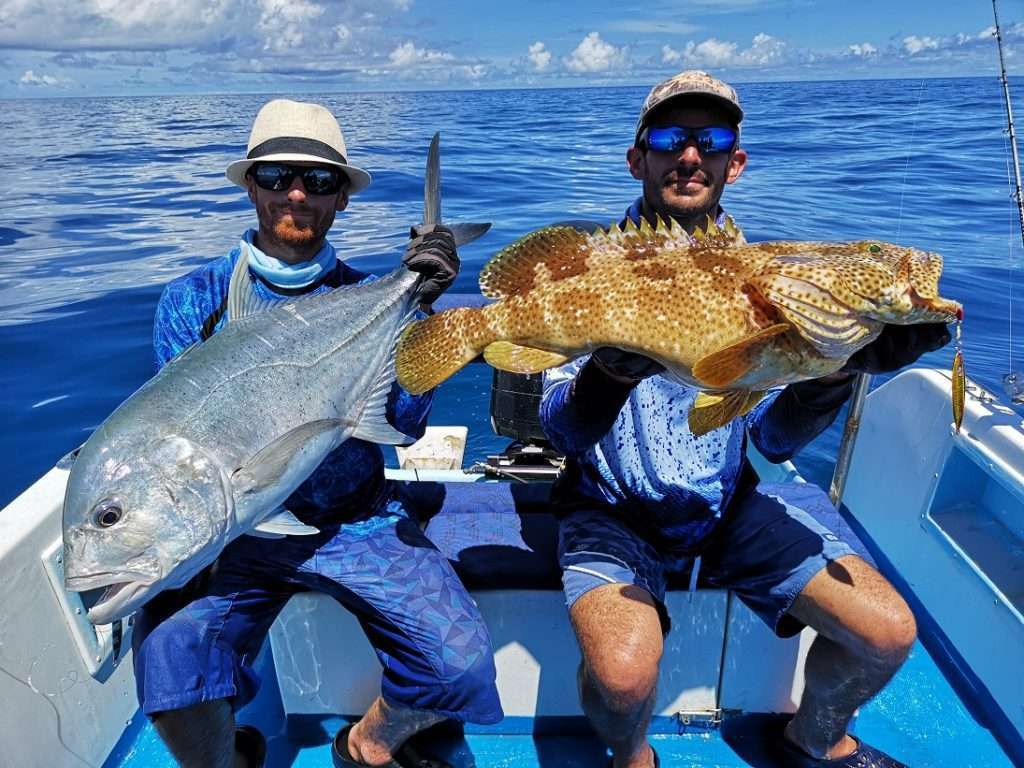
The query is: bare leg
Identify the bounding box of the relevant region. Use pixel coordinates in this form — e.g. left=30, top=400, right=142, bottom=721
left=786, top=555, right=917, bottom=759
left=153, top=699, right=250, bottom=768
left=570, top=583, right=663, bottom=768
left=345, top=696, right=446, bottom=766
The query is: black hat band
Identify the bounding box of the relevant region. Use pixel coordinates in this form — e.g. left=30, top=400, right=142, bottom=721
left=247, top=136, right=347, bottom=164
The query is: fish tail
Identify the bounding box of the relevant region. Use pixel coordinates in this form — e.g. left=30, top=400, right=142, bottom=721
left=396, top=307, right=495, bottom=394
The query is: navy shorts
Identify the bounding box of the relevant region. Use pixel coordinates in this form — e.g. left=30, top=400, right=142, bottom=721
left=132, top=497, right=503, bottom=724
left=560, top=481, right=858, bottom=637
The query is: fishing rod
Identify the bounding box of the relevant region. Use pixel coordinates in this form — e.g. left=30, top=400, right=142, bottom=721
left=832, top=5, right=1024, bottom=505
left=994, top=0, right=1024, bottom=403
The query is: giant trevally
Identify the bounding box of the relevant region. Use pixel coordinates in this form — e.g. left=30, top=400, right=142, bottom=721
left=62, top=134, right=486, bottom=625
left=395, top=216, right=962, bottom=435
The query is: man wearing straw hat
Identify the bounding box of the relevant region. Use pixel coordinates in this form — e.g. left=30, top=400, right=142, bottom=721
left=131, top=99, right=502, bottom=768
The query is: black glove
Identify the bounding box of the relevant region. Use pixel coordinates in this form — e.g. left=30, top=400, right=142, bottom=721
left=403, top=224, right=459, bottom=305
left=590, top=347, right=664, bottom=384
left=841, top=323, right=952, bottom=375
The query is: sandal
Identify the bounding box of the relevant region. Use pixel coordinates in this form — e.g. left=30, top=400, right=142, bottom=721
left=332, top=723, right=452, bottom=768
left=780, top=734, right=908, bottom=767
left=234, top=724, right=267, bottom=768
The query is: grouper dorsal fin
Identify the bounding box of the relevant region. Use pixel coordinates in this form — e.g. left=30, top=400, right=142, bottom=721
left=692, top=215, right=745, bottom=249
left=483, top=341, right=570, bottom=373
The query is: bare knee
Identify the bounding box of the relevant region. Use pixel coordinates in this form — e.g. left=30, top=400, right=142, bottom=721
left=584, top=648, right=660, bottom=710
left=861, top=599, right=917, bottom=667
left=571, top=584, right=663, bottom=710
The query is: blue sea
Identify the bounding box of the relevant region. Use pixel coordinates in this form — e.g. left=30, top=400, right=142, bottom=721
left=2, top=77, right=1022, bottom=509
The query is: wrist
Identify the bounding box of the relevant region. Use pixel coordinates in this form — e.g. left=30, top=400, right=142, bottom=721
left=589, top=353, right=646, bottom=385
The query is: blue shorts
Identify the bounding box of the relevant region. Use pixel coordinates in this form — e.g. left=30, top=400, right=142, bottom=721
left=132, top=497, right=503, bottom=724
left=560, top=482, right=858, bottom=637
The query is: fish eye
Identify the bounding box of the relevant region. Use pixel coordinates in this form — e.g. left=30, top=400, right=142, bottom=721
left=868, top=244, right=882, bottom=253
left=93, top=499, right=123, bottom=528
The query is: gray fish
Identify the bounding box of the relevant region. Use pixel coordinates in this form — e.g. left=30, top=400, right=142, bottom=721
left=62, top=134, right=487, bottom=624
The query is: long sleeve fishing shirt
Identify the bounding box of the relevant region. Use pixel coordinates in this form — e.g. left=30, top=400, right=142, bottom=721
left=152, top=241, right=433, bottom=524
left=540, top=200, right=854, bottom=553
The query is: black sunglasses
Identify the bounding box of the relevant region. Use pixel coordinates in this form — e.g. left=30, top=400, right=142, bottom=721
left=249, top=163, right=346, bottom=195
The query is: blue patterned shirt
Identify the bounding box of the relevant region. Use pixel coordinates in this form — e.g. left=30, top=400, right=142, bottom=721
left=152, top=241, right=433, bottom=524
left=540, top=199, right=852, bottom=552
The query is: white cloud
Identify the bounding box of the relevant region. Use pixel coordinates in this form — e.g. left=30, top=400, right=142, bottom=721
left=661, top=32, right=785, bottom=68
left=18, top=69, right=62, bottom=86
left=564, top=32, right=627, bottom=73
left=528, top=42, right=551, bottom=71
left=743, top=32, right=784, bottom=64
left=0, top=0, right=237, bottom=50
left=903, top=35, right=940, bottom=55
left=258, top=0, right=324, bottom=53
left=388, top=41, right=454, bottom=68
left=848, top=42, right=878, bottom=58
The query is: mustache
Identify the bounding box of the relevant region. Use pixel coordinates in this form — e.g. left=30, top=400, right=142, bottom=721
left=665, top=167, right=713, bottom=186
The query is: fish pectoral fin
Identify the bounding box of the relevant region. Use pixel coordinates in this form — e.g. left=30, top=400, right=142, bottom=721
left=689, top=390, right=767, bottom=436
left=483, top=341, right=570, bottom=373
left=233, top=419, right=347, bottom=496
left=691, top=324, right=791, bottom=388
left=253, top=507, right=320, bottom=537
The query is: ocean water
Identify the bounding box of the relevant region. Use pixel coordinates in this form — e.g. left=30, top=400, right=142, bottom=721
left=1, top=77, right=1022, bottom=509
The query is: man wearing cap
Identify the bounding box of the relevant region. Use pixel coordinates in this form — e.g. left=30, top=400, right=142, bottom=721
left=132, top=99, right=502, bottom=768
left=540, top=71, right=948, bottom=768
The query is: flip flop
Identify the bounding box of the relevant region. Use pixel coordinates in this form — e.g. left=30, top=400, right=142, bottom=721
left=234, top=724, right=266, bottom=768
left=332, top=723, right=452, bottom=768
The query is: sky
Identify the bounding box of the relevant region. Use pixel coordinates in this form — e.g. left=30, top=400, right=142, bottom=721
left=1, top=0, right=1022, bottom=98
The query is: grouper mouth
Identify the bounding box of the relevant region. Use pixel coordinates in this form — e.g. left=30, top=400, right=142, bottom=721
left=910, top=291, right=963, bottom=321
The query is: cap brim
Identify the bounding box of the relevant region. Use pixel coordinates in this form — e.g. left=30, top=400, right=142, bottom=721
left=226, top=153, right=372, bottom=194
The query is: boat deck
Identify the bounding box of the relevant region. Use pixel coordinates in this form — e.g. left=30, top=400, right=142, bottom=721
left=105, top=641, right=1011, bottom=767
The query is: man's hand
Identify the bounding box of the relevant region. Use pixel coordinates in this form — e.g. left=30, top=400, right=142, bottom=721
left=403, top=224, right=459, bottom=306
left=590, top=347, right=664, bottom=384
left=842, top=323, right=952, bottom=375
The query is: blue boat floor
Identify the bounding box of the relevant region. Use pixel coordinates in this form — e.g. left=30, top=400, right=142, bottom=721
left=108, top=643, right=1012, bottom=767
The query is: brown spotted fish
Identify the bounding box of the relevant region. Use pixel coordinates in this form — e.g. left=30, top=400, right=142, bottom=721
left=396, top=216, right=963, bottom=435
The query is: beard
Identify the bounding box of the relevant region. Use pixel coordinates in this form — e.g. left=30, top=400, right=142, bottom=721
left=273, top=213, right=318, bottom=246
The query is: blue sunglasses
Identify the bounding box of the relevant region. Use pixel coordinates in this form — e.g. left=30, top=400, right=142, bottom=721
left=641, top=125, right=738, bottom=155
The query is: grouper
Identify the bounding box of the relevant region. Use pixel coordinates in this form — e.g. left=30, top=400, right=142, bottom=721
left=395, top=216, right=963, bottom=435
left=62, top=134, right=486, bottom=624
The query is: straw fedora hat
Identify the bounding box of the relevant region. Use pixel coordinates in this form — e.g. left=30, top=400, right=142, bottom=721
left=225, top=99, right=372, bottom=193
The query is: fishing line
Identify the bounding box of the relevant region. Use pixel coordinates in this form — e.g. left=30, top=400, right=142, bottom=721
left=1004, top=127, right=1017, bottom=373
left=0, top=660, right=98, bottom=768
left=895, top=78, right=929, bottom=239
